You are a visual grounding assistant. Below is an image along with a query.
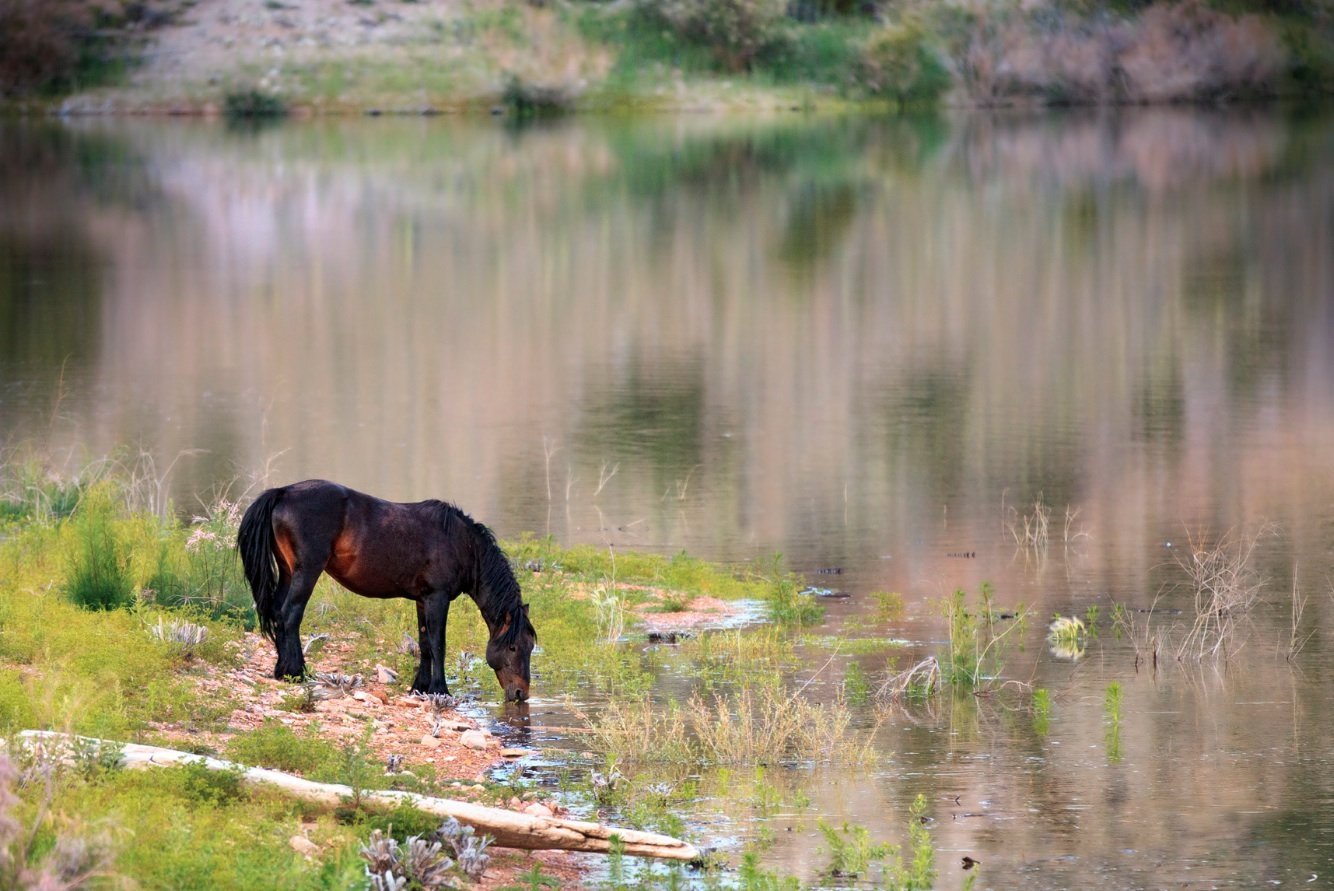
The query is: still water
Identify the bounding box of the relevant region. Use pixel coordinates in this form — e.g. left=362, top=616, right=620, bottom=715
left=2, top=106, right=1333, bottom=888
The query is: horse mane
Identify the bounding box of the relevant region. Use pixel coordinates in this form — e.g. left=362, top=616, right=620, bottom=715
left=437, top=502, right=535, bottom=643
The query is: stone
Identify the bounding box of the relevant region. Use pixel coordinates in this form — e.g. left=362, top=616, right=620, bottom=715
left=460, top=730, right=491, bottom=750
left=375, top=664, right=398, bottom=684
left=522, top=803, right=555, bottom=819
left=500, top=748, right=531, bottom=759
left=289, top=836, right=319, bottom=857
left=419, top=735, right=442, bottom=749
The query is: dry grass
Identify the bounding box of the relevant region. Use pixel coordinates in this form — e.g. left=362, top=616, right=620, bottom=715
left=577, top=681, right=871, bottom=766
left=1173, top=525, right=1269, bottom=662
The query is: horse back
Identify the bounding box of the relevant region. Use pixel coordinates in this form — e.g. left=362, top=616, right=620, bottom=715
left=272, top=480, right=470, bottom=600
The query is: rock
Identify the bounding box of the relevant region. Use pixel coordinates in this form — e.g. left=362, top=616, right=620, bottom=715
left=522, top=803, right=555, bottom=819
left=289, top=836, right=319, bottom=857
left=374, top=664, right=398, bottom=684
left=419, top=735, right=442, bottom=749
left=500, top=748, right=531, bottom=759
left=460, top=730, right=491, bottom=750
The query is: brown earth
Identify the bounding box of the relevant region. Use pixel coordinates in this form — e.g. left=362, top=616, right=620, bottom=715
left=151, top=631, right=595, bottom=889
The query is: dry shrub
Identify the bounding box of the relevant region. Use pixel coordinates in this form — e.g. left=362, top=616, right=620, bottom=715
left=580, top=682, right=864, bottom=765
left=963, top=0, right=1288, bottom=105
left=1118, top=0, right=1287, bottom=102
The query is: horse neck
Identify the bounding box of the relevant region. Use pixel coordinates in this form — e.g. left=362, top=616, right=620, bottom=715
left=466, top=532, right=521, bottom=634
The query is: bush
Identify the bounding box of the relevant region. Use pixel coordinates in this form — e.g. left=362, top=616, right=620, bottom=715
left=223, top=88, right=288, bottom=119
left=145, top=499, right=255, bottom=627
left=64, top=486, right=135, bottom=611
left=224, top=720, right=340, bottom=776
left=858, top=20, right=950, bottom=106
left=637, top=0, right=786, bottom=71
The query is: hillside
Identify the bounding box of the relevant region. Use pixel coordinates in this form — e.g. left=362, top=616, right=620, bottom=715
left=1, top=0, right=1330, bottom=115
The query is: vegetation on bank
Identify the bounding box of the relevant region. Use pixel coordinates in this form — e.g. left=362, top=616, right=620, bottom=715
left=0, top=453, right=846, bottom=888
left=0, top=0, right=1329, bottom=113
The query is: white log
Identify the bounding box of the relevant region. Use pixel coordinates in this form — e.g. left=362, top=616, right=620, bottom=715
left=12, top=730, right=699, bottom=861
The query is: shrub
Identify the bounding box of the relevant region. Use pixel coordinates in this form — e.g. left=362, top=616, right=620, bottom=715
left=0, top=0, right=102, bottom=96
left=223, top=720, right=340, bottom=776
left=64, top=486, right=135, bottom=611
left=145, top=499, right=254, bottom=627
left=858, top=19, right=950, bottom=106
left=637, top=0, right=786, bottom=71
left=223, top=88, right=288, bottom=118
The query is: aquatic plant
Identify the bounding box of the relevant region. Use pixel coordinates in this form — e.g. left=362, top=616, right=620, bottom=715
left=1104, top=681, right=1123, bottom=763
left=1174, top=525, right=1268, bottom=661
left=1046, top=615, right=1086, bottom=660
left=942, top=584, right=1028, bottom=689
left=819, top=793, right=936, bottom=889
left=1031, top=687, right=1051, bottom=736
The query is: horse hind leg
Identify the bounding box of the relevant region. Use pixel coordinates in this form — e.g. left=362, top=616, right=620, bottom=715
left=271, top=530, right=330, bottom=682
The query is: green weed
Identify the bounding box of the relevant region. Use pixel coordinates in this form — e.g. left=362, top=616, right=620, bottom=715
left=1104, top=681, right=1123, bottom=763
left=843, top=661, right=871, bottom=706
left=819, top=819, right=889, bottom=878
left=872, top=590, right=906, bottom=622
left=1031, top=687, right=1051, bottom=736
left=224, top=720, right=342, bottom=776
left=64, top=484, right=135, bottom=611
left=942, top=584, right=1027, bottom=690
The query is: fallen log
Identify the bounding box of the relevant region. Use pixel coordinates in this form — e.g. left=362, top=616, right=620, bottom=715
left=12, top=730, right=699, bottom=861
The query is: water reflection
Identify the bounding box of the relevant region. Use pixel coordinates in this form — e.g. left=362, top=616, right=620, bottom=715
left=2, top=106, right=1334, bottom=888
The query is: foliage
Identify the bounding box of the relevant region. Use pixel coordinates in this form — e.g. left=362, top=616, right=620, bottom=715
left=223, top=88, right=289, bottom=118
left=819, top=818, right=889, bottom=877
left=857, top=19, right=950, bottom=106
left=0, top=0, right=149, bottom=97
left=1031, top=687, right=1052, bottom=736
left=64, top=484, right=135, bottom=611
left=360, top=817, right=492, bottom=890
left=224, top=720, right=343, bottom=777
left=145, top=498, right=254, bottom=627
left=818, top=794, right=935, bottom=889
left=941, top=584, right=1027, bottom=690
left=0, top=751, right=114, bottom=891
left=635, top=0, right=787, bottom=72
left=1104, top=681, right=1123, bottom=763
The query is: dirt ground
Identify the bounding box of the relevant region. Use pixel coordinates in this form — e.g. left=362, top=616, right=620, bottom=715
left=150, top=631, right=595, bottom=889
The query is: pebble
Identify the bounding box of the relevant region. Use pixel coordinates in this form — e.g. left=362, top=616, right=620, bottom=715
left=460, top=730, right=491, bottom=750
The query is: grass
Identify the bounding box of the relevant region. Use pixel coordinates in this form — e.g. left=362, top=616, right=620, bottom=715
left=1173, top=525, right=1267, bottom=661
left=818, top=793, right=935, bottom=889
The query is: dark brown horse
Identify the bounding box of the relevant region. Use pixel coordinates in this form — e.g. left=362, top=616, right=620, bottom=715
left=237, top=480, right=535, bottom=702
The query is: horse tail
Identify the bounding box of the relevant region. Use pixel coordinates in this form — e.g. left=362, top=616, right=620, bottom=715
left=238, top=486, right=283, bottom=642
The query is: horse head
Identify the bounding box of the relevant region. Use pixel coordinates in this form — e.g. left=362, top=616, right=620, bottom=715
left=486, top=602, right=535, bottom=702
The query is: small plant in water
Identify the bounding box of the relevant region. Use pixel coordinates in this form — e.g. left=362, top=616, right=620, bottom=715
left=941, top=584, right=1027, bottom=689
left=1104, top=681, right=1123, bottom=763
left=819, top=819, right=889, bottom=878
left=1046, top=615, right=1086, bottom=660
left=1031, top=687, right=1052, bottom=736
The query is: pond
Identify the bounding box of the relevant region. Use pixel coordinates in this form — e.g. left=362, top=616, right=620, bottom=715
left=2, top=105, right=1333, bottom=888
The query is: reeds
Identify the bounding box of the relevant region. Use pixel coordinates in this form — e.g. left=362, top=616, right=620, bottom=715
left=1173, top=526, right=1267, bottom=661
left=579, top=680, right=867, bottom=766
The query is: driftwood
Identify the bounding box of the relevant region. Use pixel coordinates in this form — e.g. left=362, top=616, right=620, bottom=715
left=12, top=730, right=699, bottom=861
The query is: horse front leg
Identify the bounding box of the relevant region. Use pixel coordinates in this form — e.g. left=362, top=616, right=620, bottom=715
left=412, top=594, right=451, bottom=695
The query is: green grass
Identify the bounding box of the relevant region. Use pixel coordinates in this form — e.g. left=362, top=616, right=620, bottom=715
left=0, top=454, right=843, bottom=890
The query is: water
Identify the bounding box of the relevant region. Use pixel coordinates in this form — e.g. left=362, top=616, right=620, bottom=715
left=2, top=106, right=1334, bottom=888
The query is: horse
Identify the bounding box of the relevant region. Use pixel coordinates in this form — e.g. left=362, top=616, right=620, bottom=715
left=237, top=479, right=535, bottom=702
